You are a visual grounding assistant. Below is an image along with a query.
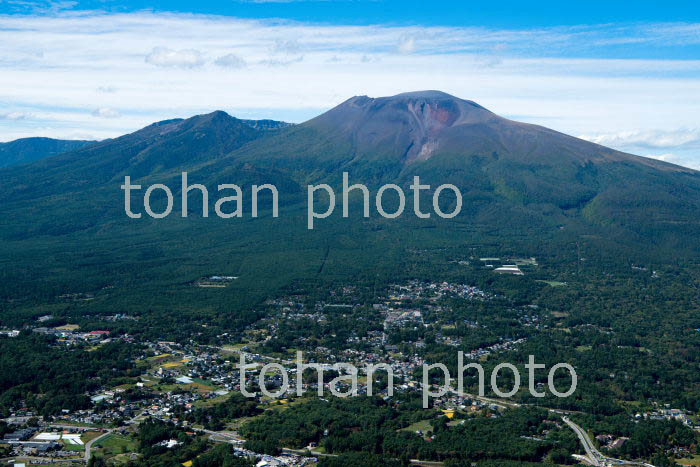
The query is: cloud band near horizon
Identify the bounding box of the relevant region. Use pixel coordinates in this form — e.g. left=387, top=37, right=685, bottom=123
left=0, top=10, right=699, bottom=168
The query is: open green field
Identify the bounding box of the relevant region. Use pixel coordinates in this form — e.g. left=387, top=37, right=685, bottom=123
left=62, top=442, right=85, bottom=451
left=82, top=430, right=106, bottom=443
left=401, top=419, right=433, bottom=434
left=93, top=432, right=138, bottom=459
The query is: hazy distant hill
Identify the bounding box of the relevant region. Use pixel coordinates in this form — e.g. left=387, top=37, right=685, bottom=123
left=0, top=137, right=94, bottom=168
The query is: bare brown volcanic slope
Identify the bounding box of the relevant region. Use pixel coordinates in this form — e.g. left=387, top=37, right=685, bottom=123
left=246, top=90, right=690, bottom=173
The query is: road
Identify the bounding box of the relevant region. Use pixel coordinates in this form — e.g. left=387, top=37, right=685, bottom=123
left=43, top=414, right=142, bottom=464
left=201, top=427, right=244, bottom=444
left=563, top=416, right=603, bottom=466
left=84, top=429, right=114, bottom=463
left=562, top=417, right=656, bottom=467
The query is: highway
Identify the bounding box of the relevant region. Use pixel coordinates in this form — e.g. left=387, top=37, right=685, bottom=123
left=562, top=417, right=656, bottom=467
left=563, top=416, right=604, bottom=466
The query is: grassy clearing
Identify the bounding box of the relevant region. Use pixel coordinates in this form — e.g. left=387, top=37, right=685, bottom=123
left=93, top=432, right=138, bottom=458
left=107, top=452, right=141, bottom=466
left=678, top=455, right=700, bottom=466
left=62, top=441, right=85, bottom=451
left=162, top=361, right=185, bottom=368
left=195, top=391, right=233, bottom=408
left=226, top=416, right=259, bottom=430
left=400, top=419, right=433, bottom=434
left=82, top=430, right=105, bottom=443
left=146, top=353, right=172, bottom=361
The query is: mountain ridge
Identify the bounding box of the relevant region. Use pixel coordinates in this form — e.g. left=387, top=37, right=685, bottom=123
left=0, top=137, right=95, bottom=169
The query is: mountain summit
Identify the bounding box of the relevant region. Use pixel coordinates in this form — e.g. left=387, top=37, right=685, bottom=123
left=304, top=91, right=688, bottom=172
left=306, top=90, right=499, bottom=164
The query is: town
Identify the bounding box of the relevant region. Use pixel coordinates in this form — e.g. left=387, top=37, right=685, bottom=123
left=1, top=278, right=698, bottom=466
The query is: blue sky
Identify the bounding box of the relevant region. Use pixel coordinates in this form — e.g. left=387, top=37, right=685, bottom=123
left=0, top=0, right=699, bottom=168
left=3, top=0, right=700, bottom=30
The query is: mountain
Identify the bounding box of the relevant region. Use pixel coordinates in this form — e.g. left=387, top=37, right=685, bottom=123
left=213, top=90, right=700, bottom=243
left=0, top=137, right=94, bottom=168
left=304, top=90, right=683, bottom=171
left=230, top=90, right=687, bottom=173
left=0, top=91, right=699, bottom=324
left=0, top=112, right=290, bottom=204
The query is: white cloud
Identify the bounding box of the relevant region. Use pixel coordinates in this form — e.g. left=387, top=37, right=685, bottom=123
left=145, top=47, right=205, bottom=68
left=214, top=53, right=247, bottom=68
left=646, top=153, right=700, bottom=171
left=258, top=55, right=304, bottom=66
left=580, top=129, right=700, bottom=149
left=92, top=107, right=121, bottom=118
left=0, top=11, right=700, bottom=167
left=0, top=111, right=34, bottom=120
left=398, top=36, right=416, bottom=54
left=97, top=85, right=117, bottom=93
left=272, top=38, right=302, bottom=54
left=648, top=153, right=676, bottom=162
